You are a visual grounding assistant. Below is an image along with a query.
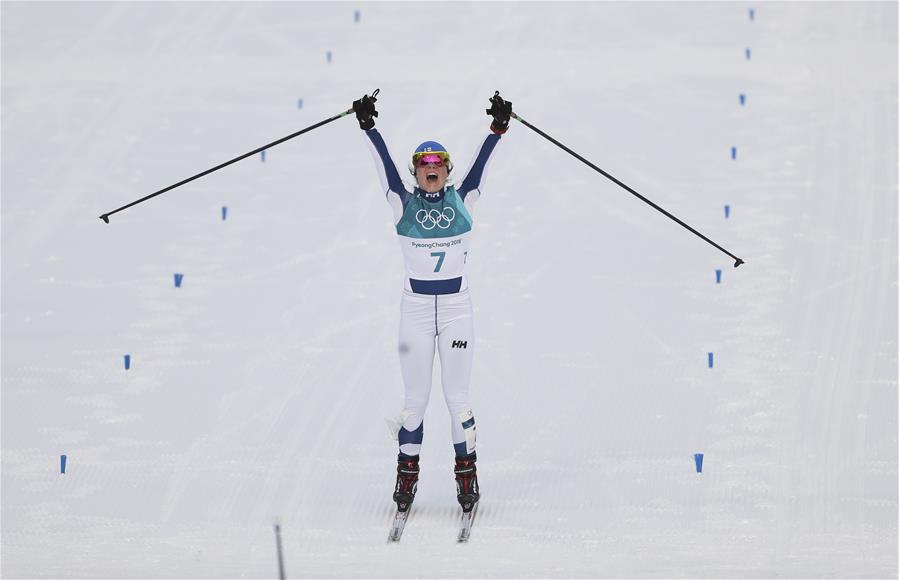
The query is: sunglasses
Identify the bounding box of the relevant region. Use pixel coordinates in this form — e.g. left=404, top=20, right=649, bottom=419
left=413, top=151, right=449, bottom=168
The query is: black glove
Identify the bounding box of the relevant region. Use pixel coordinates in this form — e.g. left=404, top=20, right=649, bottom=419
left=486, top=91, right=512, bottom=134
left=353, top=90, right=379, bottom=130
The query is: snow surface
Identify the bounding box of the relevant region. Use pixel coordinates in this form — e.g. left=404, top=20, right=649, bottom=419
left=2, top=2, right=897, bottom=578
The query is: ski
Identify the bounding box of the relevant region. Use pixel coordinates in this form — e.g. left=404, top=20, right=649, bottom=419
left=388, top=509, right=409, bottom=542
left=456, top=502, right=478, bottom=542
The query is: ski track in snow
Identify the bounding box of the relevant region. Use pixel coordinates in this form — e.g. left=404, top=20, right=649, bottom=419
left=2, top=2, right=897, bottom=578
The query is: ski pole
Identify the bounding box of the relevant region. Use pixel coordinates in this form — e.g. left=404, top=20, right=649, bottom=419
left=510, top=110, right=745, bottom=268
left=98, top=89, right=379, bottom=223
left=273, top=523, right=286, bottom=580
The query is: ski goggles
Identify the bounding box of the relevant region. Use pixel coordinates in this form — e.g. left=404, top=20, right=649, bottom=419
left=412, top=151, right=450, bottom=168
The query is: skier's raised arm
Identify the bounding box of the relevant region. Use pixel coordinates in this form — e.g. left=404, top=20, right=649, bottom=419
left=457, top=92, right=512, bottom=208
left=353, top=93, right=412, bottom=224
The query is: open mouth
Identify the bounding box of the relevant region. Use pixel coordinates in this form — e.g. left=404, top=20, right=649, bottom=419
left=426, top=171, right=439, bottom=184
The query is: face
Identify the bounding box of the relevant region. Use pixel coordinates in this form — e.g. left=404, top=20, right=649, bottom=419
left=415, top=161, right=449, bottom=193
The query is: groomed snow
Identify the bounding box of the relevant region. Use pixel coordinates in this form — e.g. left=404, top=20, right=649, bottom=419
left=2, top=2, right=896, bottom=578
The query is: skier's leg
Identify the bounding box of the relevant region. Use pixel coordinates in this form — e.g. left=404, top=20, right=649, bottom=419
left=397, top=292, right=437, bottom=456
left=436, top=292, right=476, bottom=457
left=437, top=292, right=480, bottom=510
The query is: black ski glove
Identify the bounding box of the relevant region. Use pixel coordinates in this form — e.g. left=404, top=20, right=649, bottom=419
left=353, top=90, right=379, bottom=130
left=486, top=91, right=512, bottom=134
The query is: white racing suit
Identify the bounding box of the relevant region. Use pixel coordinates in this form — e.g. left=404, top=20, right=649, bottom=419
left=365, top=128, right=501, bottom=457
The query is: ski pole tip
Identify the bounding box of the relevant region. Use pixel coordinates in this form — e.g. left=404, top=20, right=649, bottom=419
left=734, top=258, right=745, bottom=268
left=99, top=214, right=110, bottom=224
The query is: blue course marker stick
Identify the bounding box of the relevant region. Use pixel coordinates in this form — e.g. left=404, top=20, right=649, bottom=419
left=745, top=47, right=752, bottom=60
left=61, top=454, right=67, bottom=474
left=715, top=269, right=722, bottom=284
left=326, top=50, right=332, bottom=63
left=354, top=9, right=360, bottom=22
left=174, top=273, right=184, bottom=288
left=749, top=8, right=755, bottom=21
left=739, top=93, right=746, bottom=106
left=731, top=146, right=737, bottom=160
left=297, top=98, right=303, bottom=109
left=124, top=354, right=131, bottom=370
left=694, top=453, right=704, bottom=473
left=724, top=204, right=731, bottom=219
left=222, top=206, right=228, bottom=221
left=261, top=150, right=266, bottom=163
left=708, top=352, right=714, bottom=368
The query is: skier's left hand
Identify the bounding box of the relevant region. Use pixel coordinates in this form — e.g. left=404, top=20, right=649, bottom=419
left=486, top=91, right=512, bottom=134
left=353, top=91, right=379, bottom=130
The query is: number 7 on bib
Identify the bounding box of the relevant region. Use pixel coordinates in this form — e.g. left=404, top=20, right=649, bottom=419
left=430, top=251, right=446, bottom=272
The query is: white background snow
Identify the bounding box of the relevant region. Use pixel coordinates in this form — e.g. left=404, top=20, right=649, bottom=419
left=2, top=1, right=897, bottom=578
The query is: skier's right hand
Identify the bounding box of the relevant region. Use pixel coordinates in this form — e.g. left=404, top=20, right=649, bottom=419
left=353, top=90, right=379, bottom=131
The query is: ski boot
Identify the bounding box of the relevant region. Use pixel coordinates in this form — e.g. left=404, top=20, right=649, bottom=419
left=454, top=453, right=480, bottom=513
left=393, top=453, right=420, bottom=513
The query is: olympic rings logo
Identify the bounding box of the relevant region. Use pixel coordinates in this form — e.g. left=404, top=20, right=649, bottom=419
left=415, top=207, right=456, bottom=230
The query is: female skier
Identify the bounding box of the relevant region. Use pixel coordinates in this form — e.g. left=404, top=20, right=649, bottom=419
left=352, top=91, right=512, bottom=515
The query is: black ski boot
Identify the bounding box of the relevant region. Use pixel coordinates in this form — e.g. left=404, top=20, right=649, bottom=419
left=454, top=453, right=480, bottom=513
left=393, top=453, right=420, bottom=512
